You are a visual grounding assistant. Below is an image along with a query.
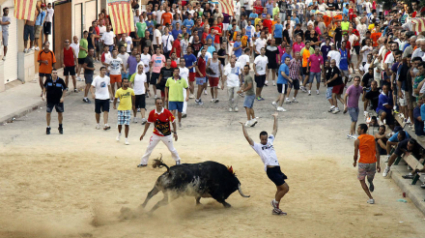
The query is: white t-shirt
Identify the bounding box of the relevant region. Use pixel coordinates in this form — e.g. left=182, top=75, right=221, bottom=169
left=132, top=72, right=147, bottom=95
left=237, top=54, right=250, bottom=67
left=384, top=53, right=394, bottom=65
left=98, top=25, right=106, bottom=36
left=153, top=29, right=162, bottom=45
left=357, top=24, right=367, bottom=40
left=162, top=34, right=175, bottom=51
left=246, top=0, right=253, bottom=10
left=327, top=50, right=341, bottom=69
left=373, top=58, right=382, bottom=80
left=101, top=31, right=116, bottom=45
left=361, top=45, right=372, bottom=63
left=156, top=10, right=165, bottom=23
left=363, top=2, right=372, bottom=14
left=254, top=55, right=268, bottom=75
left=140, top=53, right=152, bottom=72
left=106, top=57, right=123, bottom=75
left=251, top=135, right=280, bottom=171
left=255, top=38, right=267, bottom=54
left=117, top=53, right=130, bottom=70
left=179, top=67, right=189, bottom=84
left=234, top=2, right=241, bottom=15
left=46, top=8, right=54, bottom=22
left=91, top=75, right=111, bottom=100
left=70, top=42, right=79, bottom=57
left=125, top=36, right=133, bottom=53
left=187, top=9, right=196, bottom=17
left=224, top=65, right=242, bottom=87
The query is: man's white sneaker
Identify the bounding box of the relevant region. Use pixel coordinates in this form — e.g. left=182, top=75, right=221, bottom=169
left=285, top=99, right=291, bottom=104
left=363, top=111, right=369, bottom=117
left=210, top=99, right=215, bottom=102
left=316, top=90, right=319, bottom=95
left=23, top=48, right=28, bottom=53
left=116, top=135, right=121, bottom=142
left=245, top=121, right=251, bottom=127
left=189, top=94, right=195, bottom=99
left=229, top=107, right=233, bottom=112
left=382, top=167, right=390, bottom=177
left=250, top=118, right=258, bottom=127
left=133, top=117, right=138, bottom=123
left=277, top=107, right=286, bottom=112
left=204, top=90, right=208, bottom=95
left=271, top=101, right=277, bottom=108
left=125, top=139, right=130, bottom=145
left=292, top=98, right=298, bottom=103
left=273, top=81, right=276, bottom=86
left=95, top=124, right=101, bottom=130
left=332, top=108, right=340, bottom=114
left=141, top=118, right=147, bottom=125
left=271, top=200, right=279, bottom=209
left=35, top=46, right=39, bottom=51
left=234, top=107, right=239, bottom=112
left=367, top=199, right=375, bottom=204
left=308, top=90, right=311, bottom=96
left=2, top=56, right=6, bottom=61
left=328, top=106, right=335, bottom=112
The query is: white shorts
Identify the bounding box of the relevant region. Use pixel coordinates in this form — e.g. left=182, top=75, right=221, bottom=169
left=399, top=90, right=407, bottom=107
left=223, top=23, right=229, bottom=31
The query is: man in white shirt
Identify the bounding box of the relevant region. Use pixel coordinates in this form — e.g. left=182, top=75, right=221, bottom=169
left=118, top=46, right=130, bottom=79
left=412, top=39, right=425, bottom=59
left=43, top=3, right=54, bottom=42
left=140, top=46, right=152, bottom=94
left=254, top=47, right=268, bottom=100
left=234, top=0, right=241, bottom=22
left=105, top=49, right=125, bottom=98
left=240, top=112, right=289, bottom=216
left=223, top=58, right=242, bottom=112
left=178, top=58, right=189, bottom=117
left=130, top=63, right=148, bottom=124
left=356, top=17, right=367, bottom=41
left=90, top=66, right=112, bottom=130
left=162, top=27, right=174, bottom=57
left=153, top=24, right=163, bottom=51
left=254, top=31, right=267, bottom=57
left=156, top=5, right=165, bottom=24
left=327, top=44, right=341, bottom=69
left=100, top=25, right=116, bottom=53
left=363, top=0, right=372, bottom=14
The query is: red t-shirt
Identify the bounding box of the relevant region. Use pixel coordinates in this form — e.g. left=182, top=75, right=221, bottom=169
left=147, top=109, right=175, bottom=136
left=210, top=26, right=221, bottom=43
left=170, top=39, right=181, bottom=58
left=202, top=32, right=208, bottom=44
left=171, top=60, right=177, bottom=68
left=196, top=56, right=206, bottom=77
left=351, top=28, right=360, bottom=46
left=263, top=19, right=272, bottom=33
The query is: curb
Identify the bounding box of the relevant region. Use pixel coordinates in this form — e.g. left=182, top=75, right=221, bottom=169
left=390, top=168, right=425, bottom=216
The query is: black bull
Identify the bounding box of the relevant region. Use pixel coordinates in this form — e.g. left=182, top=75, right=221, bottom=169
left=141, top=158, right=250, bottom=212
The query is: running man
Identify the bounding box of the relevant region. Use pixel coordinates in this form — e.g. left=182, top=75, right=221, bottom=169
left=353, top=123, right=381, bottom=204
left=240, top=113, right=289, bottom=215
left=138, top=98, right=181, bottom=167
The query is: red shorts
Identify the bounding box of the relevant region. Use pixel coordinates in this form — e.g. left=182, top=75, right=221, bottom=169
left=208, top=77, right=219, bottom=87
left=161, top=91, right=165, bottom=97
left=332, top=84, right=345, bottom=95
left=189, top=72, right=196, bottom=82
left=110, top=74, right=122, bottom=84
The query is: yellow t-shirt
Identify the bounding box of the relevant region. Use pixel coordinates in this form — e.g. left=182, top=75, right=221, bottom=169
left=254, top=18, right=262, bottom=28
left=115, top=87, right=135, bottom=111
left=302, top=49, right=310, bottom=67
left=368, top=24, right=375, bottom=31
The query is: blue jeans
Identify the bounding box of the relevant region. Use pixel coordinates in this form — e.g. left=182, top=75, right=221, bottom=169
left=108, top=45, right=114, bottom=53
left=356, top=5, right=363, bottom=15
left=309, top=72, right=321, bottom=84
left=298, top=14, right=304, bottom=24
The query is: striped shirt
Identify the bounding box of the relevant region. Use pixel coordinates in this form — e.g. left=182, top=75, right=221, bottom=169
left=289, top=58, right=301, bottom=80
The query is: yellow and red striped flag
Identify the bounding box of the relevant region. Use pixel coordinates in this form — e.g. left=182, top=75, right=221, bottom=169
left=14, top=0, right=37, bottom=21
left=211, top=0, right=234, bottom=16
left=107, top=0, right=135, bottom=35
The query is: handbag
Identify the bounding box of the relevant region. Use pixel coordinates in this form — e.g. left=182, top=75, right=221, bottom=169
left=163, top=35, right=170, bottom=54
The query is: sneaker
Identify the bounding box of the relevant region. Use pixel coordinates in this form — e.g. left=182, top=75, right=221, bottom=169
left=421, top=184, right=425, bottom=189
left=116, top=135, right=121, bottom=142
left=154, top=95, right=158, bottom=99
left=402, top=174, right=414, bottom=179
left=210, top=99, right=215, bottom=102
left=58, top=126, right=63, bottom=134
left=264, top=80, right=269, bottom=86
left=272, top=208, right=287, bottom=216
left=198, top=99, right=204, bottom=105
left=83, top=98, right=89, bottom=103
left=347, top=134, right=353, bottom=139
left=176, top=160, right=181, bottom=165
left=125, top=139, right=130, bottom=145
left=137, top=164, right=147, bottom=168
left=215, top=99, right=220, bottom=103
left=308, top=90, right=311, bottom=96
left=245, top=120, right=251, bottom=127
left=46, top=127, right=51, bottom=135
left=141, top=118, right=147, bottom=125
left=23, top=48, right=28, bottom=53
left=257, top=97, right=262, bottom=101
left=300, top=86, right=307, bottom=93
left=363, top=111, right=369, bottom=117
left=229, top=107, right=233, bottom=112
left=328, top=106, right=335, bottom=112
left=277, top=107, right=286, bottom=112
left=2, top=56, right=6, bottom=61
left=250, top=118, right=258, bottom=127
left=368, top=179, right=374, bottom=192
left=382, top=166, right=390, bottom=177
left=316, top=90, right=319, bottom=95
left=273, top=81, right=276, bottom=86
left=195, top=99, right=200, bottom=105
left=332, top=108, right=340, bottom=114
left=103, top=125, right=111, bottom=130
left=74, top=88, right=78, bottom=93
left=234, top=107, right=239, bottom=112
left=137, top=108, right=141, bottom=112
left=405, top=118, right=412, bottom=124
left=285, top=99, right=291, bottom=104
left=189, top=94, right=195, bottom=99
left=110, top=99, right=113, bottom=103
left=367, top=199, right=375, bottom=204
left=178, top=121, right=182, bottom=127
left=259, top=97, right=265, bottom=101
left=96, top=124, right=101, bottom=130
left=270, top=200, right=279, bottom=209
left=35, top=46, right=39, bottom=51
left=204, top=90, right=208, bottom=95
left=133, top=117, right=138, bottom=123
left=271, top=101, right=277, bottom=108
left=182, top=114, right=187, bottom=118
left=292, top=98, right=298, bottom=103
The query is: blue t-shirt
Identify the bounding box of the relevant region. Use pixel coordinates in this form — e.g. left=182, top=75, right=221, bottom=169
left=249, top=13, right=258, bottom=25
left=206, top=34, right=214, bottom=43
left=273, top=24, right=283, bottom=38
left=172, top=20, right=182, bottom=30
left=171, top=29, right=182, bottom=41
left=281, top=53, right=292, bottom=63
left=207, top=45, right=216, bottom=55
left=339, top=49, right=349, bottom=70
left=182, top=19, right=194, bottom=34
left=277, top=63, right=290, bottom=84
left=415, top=106, right=425, bottom=135
left=291, top=16, right=300, bottom=25
left=389, top=131, right=411, bottom=142
left=321, top=45, right=331, bottom=60
left=146, top=21, right=154, bottom=34
left=183, top=54, right=197, bottom=73
left=376, top=92, right=392, bottom=114
left=246, top=25, right=254, bottom=39
left=266, top=3, right=274, bottom=15
left=233, top=41, right=242, bottom=58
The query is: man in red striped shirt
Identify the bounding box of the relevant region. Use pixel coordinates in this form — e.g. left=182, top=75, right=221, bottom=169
left=62, top=39, right=78, bottom=92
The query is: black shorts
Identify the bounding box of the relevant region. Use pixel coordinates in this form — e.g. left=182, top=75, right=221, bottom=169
left=354, top=45, right=360, bottom=55
left=146, top=72, right=151, bottom=84
left=43, top=22, right=52, bottom=35
left=275, top=38, right=282, bottom=45
left=266, top=166, right=287, bottom=186
left=46, top=102, right=64, bottom=113
left=135, top=94, right=146, bottom=109
left=39, top=73, right=50, bottom=78
left=302, top=67, right=308, bottom=75
left=277, top=83, right=288, bottom=94
left=78, top=58, right=86, bottom=65
left=255, top=75, right=266, bottom=88
left=151, top=72, right=160, bottom=85
left=64, top=66, right=76, bottom=76
left=289, top=79, right=300, bottom=89
left=95, top=99, right=110, bottom=113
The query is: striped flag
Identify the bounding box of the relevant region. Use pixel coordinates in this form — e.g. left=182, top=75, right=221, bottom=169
left=14, top=0, right=37, bottom=21
left=210, top=0, right=234, bottom=16
left=411, top=18, right=425, bottom=34
left=107, top=0, right=135, bottom=35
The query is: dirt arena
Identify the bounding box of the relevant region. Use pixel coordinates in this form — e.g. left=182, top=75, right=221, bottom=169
left=1, top=84, right=425, bottom=238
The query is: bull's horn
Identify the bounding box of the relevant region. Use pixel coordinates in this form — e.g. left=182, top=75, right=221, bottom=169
left=238, top=184, right=250, bottom=198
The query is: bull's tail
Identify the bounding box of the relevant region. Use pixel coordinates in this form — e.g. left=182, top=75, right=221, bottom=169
left=152, top=154, right=170, bottom=173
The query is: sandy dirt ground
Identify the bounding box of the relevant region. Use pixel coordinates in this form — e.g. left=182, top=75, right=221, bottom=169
left=1, top=80, right=425, bottom=238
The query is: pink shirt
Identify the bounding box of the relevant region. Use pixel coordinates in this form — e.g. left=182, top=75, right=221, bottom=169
left=308, top=54, right=324, bottom=73
left=277, top=45, right=286, bottom=63
left=292, top=42, right=305, bottom=55
left=346, top=85, right=363, bottom=108
left=151, top=54, right=166, bottom=73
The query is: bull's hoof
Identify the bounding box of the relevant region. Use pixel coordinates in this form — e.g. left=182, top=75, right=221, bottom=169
left=223, top=202, right=231, bottom=208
